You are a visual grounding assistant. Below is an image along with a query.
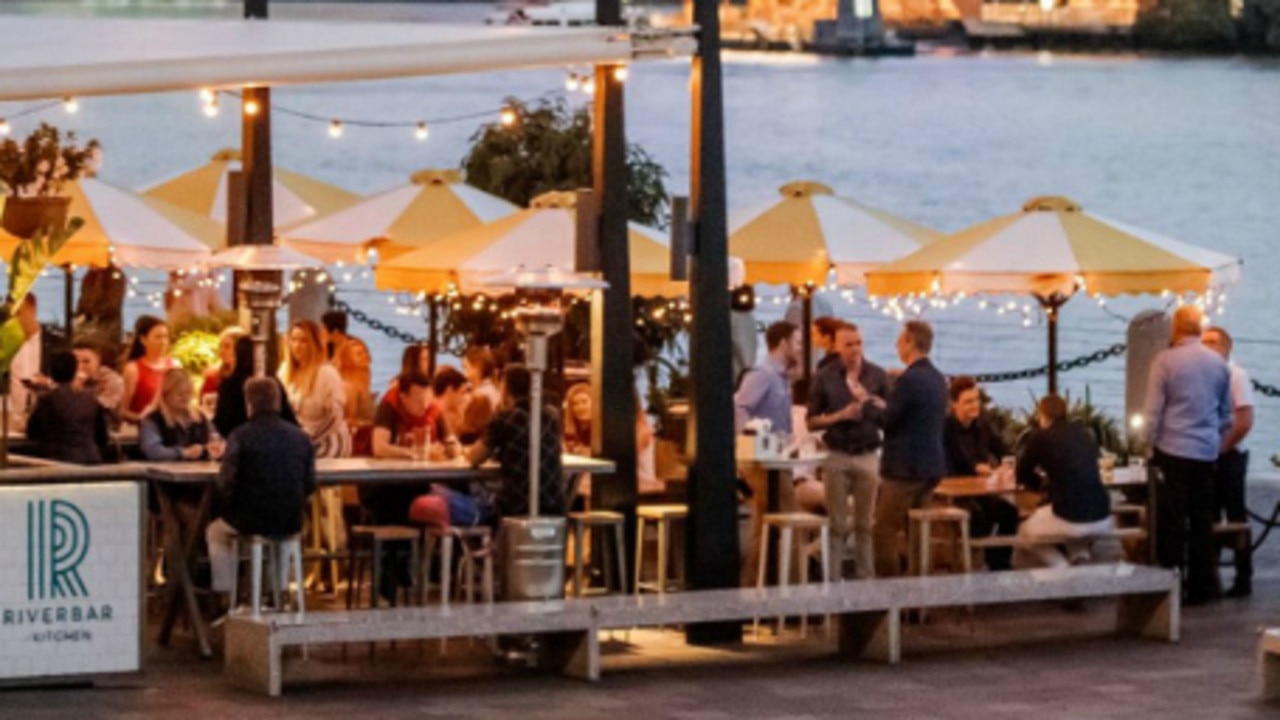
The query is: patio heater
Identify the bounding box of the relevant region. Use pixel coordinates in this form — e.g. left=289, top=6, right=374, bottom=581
left=206, top=244, right=324, bottom=376
left=483, top=265, right=607, bottom=602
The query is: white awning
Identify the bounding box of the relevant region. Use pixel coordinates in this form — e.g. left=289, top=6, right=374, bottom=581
left=0, top=16, right=642, bottom=101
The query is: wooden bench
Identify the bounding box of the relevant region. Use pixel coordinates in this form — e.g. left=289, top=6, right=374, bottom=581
left=1261, top=628, right=1280, bottom=702
left=225, top=563, right=1179, bottom=696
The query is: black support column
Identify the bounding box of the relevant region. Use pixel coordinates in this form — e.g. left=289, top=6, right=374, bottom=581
left=240, top=0, right=279, bottom=372
left=686, top=0, right=740, bottom=645
left=591, top=0, right=638, bottom=591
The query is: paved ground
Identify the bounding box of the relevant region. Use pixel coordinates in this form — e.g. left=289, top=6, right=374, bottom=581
left=5, top=486, right=1280, bottom=719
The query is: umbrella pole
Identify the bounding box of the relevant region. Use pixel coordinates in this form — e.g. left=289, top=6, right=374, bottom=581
left=802, top=290, right=813, bottom=385
left=64, top=265, right=74, bottom=343
left=1040, top=296, right=1064, bottom=396
left=427, top=295, right=438, bottom=378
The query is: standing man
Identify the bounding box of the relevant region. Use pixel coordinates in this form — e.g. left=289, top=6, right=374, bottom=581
left=735, top=321, right=802, bottom=581
left=807, top=322, right=888, bottom=579
left=1145, top=306, right=1232, bottom=605
left=873, top=320, right=948, bottom=578
left=1202, top=325, right=1254, bottom=597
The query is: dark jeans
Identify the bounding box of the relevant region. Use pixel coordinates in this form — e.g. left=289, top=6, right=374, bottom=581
left=1215, top=448, right=1252, bottom=586
left=1153, top=449, right=1219, bottom=601
left=961, top=496, right=1020, bottom=570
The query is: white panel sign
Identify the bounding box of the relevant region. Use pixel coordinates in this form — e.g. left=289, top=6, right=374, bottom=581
left=0, top=482, right=141, bottom=680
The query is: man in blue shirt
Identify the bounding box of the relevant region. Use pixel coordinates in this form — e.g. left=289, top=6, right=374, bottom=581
left=735, top=320, right=801, bottom=582
left=1145, top=306, right=1232, bottom=604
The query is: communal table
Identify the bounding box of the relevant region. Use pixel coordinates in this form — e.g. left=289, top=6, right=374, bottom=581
left=147, top=455, right=614, bottom=658
left=934, top=465, right=1148, bottom=501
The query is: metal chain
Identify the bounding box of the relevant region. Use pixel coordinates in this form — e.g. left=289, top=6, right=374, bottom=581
left=333, top=298, right=425, bottom=345
left=973, top=343, right=1128, bottom=384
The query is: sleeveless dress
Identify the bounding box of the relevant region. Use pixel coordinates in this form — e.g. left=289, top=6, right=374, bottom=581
left=128, top=358, right=178, bottom=416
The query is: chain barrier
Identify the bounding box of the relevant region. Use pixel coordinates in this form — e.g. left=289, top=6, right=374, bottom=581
left=333, top=298, right=425, bottom=345
left=973, top=343, right=1128, bottom=384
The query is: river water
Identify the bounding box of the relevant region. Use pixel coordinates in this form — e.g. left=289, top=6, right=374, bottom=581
left=4, top=2, right=1280, bottom=451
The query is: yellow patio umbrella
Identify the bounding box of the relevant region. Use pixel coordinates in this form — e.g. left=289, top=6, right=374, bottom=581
left=728, top=180, right=942, bottom=375
left=0, top=178, right=222, bottom=269
left=865, top=195, right=1243, bottom=393
left=280, top=169, right=519, bottom=264
left=141, top=148, right=360, bottom=232
left=728, top=180, right=942, bottom=287
left=375, top=190, right=682, bottom=296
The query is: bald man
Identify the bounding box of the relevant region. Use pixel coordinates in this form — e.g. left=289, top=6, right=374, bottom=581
left=1145, top=306, right=1233, bottom=605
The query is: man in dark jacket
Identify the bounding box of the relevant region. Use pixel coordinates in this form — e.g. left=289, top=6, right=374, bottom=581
left=26, top=351, right=109, bottom=464
left=873, top=320, right=948, bottom=578
left=1014, top=394, right=1116, bottom=568
left=206, top=378, right=317, bottom=596
left=944, top=376, right=1020, bottom=570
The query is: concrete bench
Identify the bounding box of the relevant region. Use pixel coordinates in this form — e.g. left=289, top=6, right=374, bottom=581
left=1260, top=628, right=1280, bottom=702
left=225, top=563, right=1178, bottom=696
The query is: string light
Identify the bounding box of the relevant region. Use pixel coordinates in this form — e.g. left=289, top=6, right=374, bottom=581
left=613, top=65, right=629, bottom=81
left=328, top=120, right=344, bottom=138
left=565, top=73, right=581, bottom=92
left=582, top=77, right=596, bottom=96
left=203, top=96, right=219, bottom=118
left=0, top=119, right=9, bottom=136
left=499, top=107, right=517, bottom=126
left=199, top=88, right=216, bottom=104
left=415, top=122, right=429, bottom=141
left=243, top=99, right=260, bottom=116
left=63, top=97, right=78, bottom=114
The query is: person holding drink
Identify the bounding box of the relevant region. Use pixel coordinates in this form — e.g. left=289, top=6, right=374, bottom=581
left=139, top=369, right=224, bottom=462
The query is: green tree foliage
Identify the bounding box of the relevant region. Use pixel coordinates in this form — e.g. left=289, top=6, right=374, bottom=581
left=1135, top=0, right=1238, bottom=50
left=460, top=97, right=670, bottom=227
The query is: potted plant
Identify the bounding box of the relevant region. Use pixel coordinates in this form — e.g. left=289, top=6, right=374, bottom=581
left=0, top=122, right=101, bottom=238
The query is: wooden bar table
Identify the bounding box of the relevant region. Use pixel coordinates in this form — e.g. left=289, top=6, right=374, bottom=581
left=737, top=454, right=827, bottom=583
left=146, top=455, right=614, bottom=658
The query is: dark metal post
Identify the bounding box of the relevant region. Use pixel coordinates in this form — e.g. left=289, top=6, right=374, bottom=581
left=802, top=290, right=813, bottom=383
left=63, top=265, right=74, bottom=343
left=1040, top=295, right=1061, bottom=396
left=240, top=0, right=278, bottom=373
left=590, top=0, right=638, bottom=594
left=244, top=0, right=268, bottom=19
left=427, top=296, right=439, bottom=378
left=686, top=0, right=740, bottom=645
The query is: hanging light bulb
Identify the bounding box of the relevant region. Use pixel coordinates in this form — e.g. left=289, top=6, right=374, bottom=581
left=0, top=119, right=9, bottom=137
left=613, top=64, right=629, bottom=81
left=565, top=73, right=581, bottom=92
left=328, top=120, right=344, bottom=138
left=199, top=88, right=216, bottom=104
left=203, top=96, right=219, bottom=118
left=243, top=99, right=260, bottom=116
left=63, top=97, right=79, bottom=114
left=414, top=122, right=429, bottom=141
left=582, top=77, right=596, bottom=95
left=499, top=107, right=517, bottom=126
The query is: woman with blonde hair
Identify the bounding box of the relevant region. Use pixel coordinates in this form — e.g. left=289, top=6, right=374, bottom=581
left=139, top=368, right=222, bottom=462
left=280, top=319, right=351, bottom=458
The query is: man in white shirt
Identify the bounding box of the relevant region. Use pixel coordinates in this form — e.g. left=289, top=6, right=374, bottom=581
left=1202, top=326, right=1255, bottom=597
left=9, top=294, right=44, bottom=427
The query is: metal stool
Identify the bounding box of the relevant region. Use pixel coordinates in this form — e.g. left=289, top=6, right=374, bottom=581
left=347, top=525, right=421, bottom=609
left=754, top=512, right=831, bottom=638
left=421, top=525, right=496, bottom=606
left=635, top=505, right=687, bottom=596
left=569, top=511, right=628, bottom=597
left=228, top=534, right=306, bottom=618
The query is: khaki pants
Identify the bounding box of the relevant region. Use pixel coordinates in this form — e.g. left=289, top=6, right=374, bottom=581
left=1013, top=506, right=1118, bottom=569
left=742, top=464, right=797, bottom=585
left=873, top=478, right=936, bottom=578
left=823, top=451, right=880, bottom=579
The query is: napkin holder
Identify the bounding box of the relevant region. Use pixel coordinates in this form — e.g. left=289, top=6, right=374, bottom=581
left=737, top=419, right=780, bottom=460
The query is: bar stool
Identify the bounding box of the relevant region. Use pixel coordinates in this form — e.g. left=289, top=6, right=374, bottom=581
left=569, top=511, right=628, bottom=597
left=754, top=512, right=831, bottom=638
left=421, top=525, right=496, bottom=606
left=907, top=506, right=972, bottom=624
left=347, top=525, right=421, bottom=609
left=229, top=534, right=306, bottom=636
left=635, top=505, right=687, bottom=596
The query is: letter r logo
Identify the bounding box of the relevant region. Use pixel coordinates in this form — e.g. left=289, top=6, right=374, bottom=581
left=27, top=500, right=90, bottom=600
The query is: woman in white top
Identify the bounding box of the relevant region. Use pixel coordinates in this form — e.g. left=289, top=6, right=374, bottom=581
left=280, top=319, right=349, bottom=573
left=280, top=319, right=351, bottom=459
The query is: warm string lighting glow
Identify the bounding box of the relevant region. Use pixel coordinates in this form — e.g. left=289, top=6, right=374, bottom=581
left=328, top=120, right=344, bottom=139
left=415, top=122, right=429, bottom=141
left=0, top=119, right=9, bottom=137
left=63, top=97, right=78, bottom=114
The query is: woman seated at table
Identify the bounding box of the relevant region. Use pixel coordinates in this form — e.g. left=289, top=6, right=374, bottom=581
left=943, top=376, right=1020, bottom=570
left=1013, top=394, right=1117, bottom=569
left=213, top=336, right=298, bottom=438
left=385, top=344, right=432, bottom=398
left=140, top=369, right=223, bottom=462
left=563, top=382, right=592, bottom=455
left=121, top=315, right=179, bottom=425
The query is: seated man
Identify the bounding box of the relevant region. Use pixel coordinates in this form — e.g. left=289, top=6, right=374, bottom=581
left=943, top=376, right=1020, bottom=570
left=26, top=351, right=109, bottom=465
left=469, top=365, right=565, bottom=520
left=72, top=339, right=124, bottom=420
left=206, top=378, right=317, bottom=597
left=1014, top=394, right=1117, bottom=569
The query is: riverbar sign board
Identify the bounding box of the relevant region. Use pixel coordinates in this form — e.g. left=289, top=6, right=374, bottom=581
left=0, top=482, right=141, bottom=681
